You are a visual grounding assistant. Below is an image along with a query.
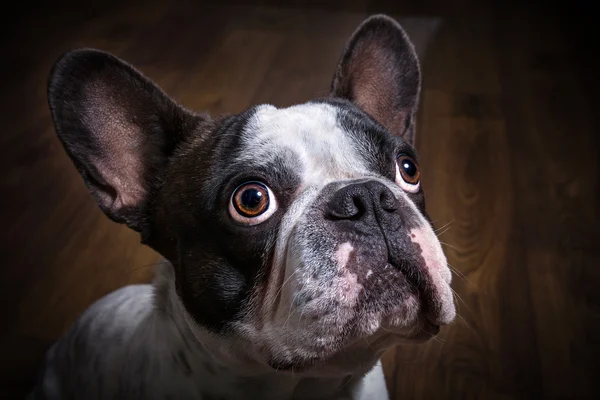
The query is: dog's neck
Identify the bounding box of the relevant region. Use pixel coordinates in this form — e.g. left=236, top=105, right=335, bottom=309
left=149, top=262, right=356, bottom=399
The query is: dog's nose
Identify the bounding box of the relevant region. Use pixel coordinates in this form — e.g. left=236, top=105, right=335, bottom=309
left=326, top=181, right=399, bottom=220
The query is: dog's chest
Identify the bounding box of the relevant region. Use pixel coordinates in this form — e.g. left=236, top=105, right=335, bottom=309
left=39, top=281, right=354, bottom=400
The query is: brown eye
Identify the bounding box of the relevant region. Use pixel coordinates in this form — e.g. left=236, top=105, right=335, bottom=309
left=397, top=155, right=420, bottom=184
left=395, top=155, right=421, bottom=193
left=233, top=182, right=269, bottom=217
left=229, top=181, right=278, bottom=225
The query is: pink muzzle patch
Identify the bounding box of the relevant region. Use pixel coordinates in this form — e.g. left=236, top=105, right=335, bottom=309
left=409, top=227, right=456, bottom=325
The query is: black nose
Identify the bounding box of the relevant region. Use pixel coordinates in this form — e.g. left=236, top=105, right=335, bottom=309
left=326, top=181, right=399, bottom=220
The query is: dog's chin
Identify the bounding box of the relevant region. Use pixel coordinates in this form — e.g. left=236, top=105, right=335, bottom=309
left=265, top=327, right=440, bottom=377
left=263, top=308, right=441, bottom=376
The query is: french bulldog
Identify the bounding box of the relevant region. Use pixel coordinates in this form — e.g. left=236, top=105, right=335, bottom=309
left=31, top=14, right=456, bottom=400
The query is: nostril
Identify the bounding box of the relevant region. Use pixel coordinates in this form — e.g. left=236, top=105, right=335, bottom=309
left=379, top=189, right=399, bottom=212
left=326, top=182, right=401, bottom=220
left=329, top=196, right=361, bottom=219
left=327, top=186, right=370, bottom=220
left=349, top=194, right=366, bottom=217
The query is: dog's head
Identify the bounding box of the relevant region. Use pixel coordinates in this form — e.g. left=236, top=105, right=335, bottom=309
left=48, top=15, right=455, bottom=375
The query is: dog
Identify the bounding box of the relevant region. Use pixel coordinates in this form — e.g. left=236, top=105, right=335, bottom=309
left=31, top=14, right=456, bottom=400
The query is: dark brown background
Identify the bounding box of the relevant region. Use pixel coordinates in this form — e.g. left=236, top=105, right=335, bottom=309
left=1, top=0, right=598, bottom=398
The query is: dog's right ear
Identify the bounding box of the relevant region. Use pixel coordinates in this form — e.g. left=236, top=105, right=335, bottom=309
left=48, top=49, right=204, bottom=232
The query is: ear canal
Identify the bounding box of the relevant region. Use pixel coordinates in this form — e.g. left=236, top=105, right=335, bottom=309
left=48, top=48, right=205, bottom=232
left=331, top=14, right=421, bottom=144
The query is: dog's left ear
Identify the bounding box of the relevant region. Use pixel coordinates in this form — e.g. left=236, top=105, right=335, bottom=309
left=331, top=15, right=421, bottom=144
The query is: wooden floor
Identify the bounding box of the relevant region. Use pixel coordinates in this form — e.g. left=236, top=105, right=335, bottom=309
left=1, top=0, right=598, bottom=398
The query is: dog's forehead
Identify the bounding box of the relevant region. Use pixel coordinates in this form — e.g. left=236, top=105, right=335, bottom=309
left=240, top=103, right=373, bottom=185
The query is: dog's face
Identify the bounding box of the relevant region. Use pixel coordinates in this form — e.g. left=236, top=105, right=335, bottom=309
left=48, top=15, right=455, bottom=375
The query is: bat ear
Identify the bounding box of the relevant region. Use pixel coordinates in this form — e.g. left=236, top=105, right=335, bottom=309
left=331, top=15, right=421, bottom=144
left=48, top=48, right=204, bottom=231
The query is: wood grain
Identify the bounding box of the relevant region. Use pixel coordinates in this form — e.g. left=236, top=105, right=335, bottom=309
left=1, top=0, right=598, bottom=398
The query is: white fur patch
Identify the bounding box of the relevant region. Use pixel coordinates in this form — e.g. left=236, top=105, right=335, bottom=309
left=335, top=242, right=354, bottom=270
left=334, top=269, right=362, bottom=304
left=409, top=227, right=455, bottom=324
left=409, top=228, right=451, bottom=284
left=242, top=103, right=371, bottom=186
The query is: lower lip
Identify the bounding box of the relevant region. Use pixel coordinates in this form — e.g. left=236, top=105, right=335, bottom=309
left=426, top=323, right=441, bottom=335
left=412, top=322, right=440, bottom=340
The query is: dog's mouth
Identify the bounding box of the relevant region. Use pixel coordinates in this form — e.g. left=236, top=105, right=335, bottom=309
left=404, top=316, right=441, bottom=342
left=261, top=265, right=446, bottom=374
left=256, top=220, right=456, bottom=375
left=395, top=260, right=446, bottom=329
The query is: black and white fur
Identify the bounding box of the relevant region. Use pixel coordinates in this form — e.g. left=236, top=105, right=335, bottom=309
left=32, top=15, right=456, bottom=400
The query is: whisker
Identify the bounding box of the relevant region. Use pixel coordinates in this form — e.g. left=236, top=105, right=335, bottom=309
left=447, top=262, right=478, bottom=289
left=456, top=313, right=475, bottom=333
left=377, top=334, right=395, bottom=348
left=441, top=289, right=477, bottom=334
left=434, top=220, right=454, bottom=234
left=436, top=225, right=453, bottom=237
left=450, top=287, right=475, bottom=321
left=427, top=330, right=447, bottom=344
left=337, top=374, right=354, bottom=391
left=284, top=275, right=310, bottom=328
left=265, top=268, right=301, bottom=310
left=296, top=280, right=311, bottom=326
left=284, top=293, right=297, bottom=327
left=439, top=241, right=459, bottom=252
left=369, top=332, right=397, bottom=349
left=125, top=260, right=170, bottom=277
